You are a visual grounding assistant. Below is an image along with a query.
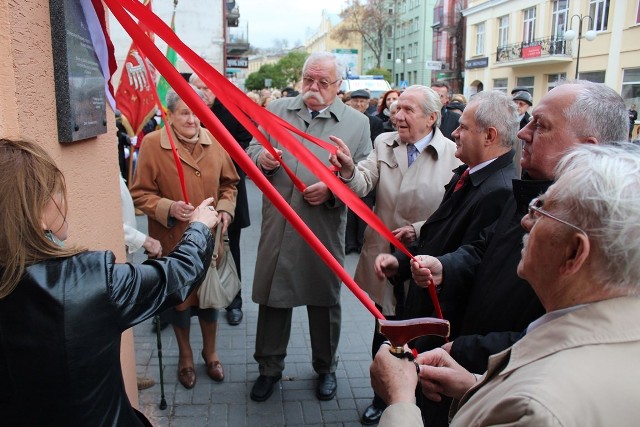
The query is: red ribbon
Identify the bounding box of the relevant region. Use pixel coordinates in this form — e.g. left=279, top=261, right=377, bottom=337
left=105, top=0, right=445, bottom=321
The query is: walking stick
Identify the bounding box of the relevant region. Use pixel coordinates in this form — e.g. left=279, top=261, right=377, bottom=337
left=154, top=314, right=168, bottom=410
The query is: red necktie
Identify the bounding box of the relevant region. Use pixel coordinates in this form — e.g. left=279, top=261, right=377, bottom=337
left=453, top=169, right=470, bottom=192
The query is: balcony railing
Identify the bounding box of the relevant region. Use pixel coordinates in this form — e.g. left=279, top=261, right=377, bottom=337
left=496, top=36, right=571, bottom=64
left=226, top=27, right=250, bottom=55
left=226, top=0, right=239, bottom=27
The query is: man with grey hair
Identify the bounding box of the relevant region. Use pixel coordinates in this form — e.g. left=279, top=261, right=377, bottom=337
left=246, top=51, right=371, bottom=402
left=407, top=80, right=628, bottom=427
left=372, top=142, right=640, bottom=426
left=330, top=84, right=460, bottom=424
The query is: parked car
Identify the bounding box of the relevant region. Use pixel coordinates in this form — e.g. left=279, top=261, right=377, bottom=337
left=339, top=76, right=392, bottom=99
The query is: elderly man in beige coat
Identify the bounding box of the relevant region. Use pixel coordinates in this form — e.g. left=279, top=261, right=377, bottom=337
left=371, top=143, right=640, bottom=426
left=330, top=85, right=460, bottom=424
left=246, top=52, right=371, bottom=403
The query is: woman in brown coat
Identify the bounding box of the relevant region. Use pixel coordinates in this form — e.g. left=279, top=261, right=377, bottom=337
left=131, top=87, right=239, bottom=389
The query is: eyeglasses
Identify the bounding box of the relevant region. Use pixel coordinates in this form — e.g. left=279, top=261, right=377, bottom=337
left=302, top=76, right=340, bottom=89
left=527, top=197, right=588, bottom=236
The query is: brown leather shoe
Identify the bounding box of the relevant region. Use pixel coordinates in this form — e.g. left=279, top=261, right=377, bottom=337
left=202, top=350, right=224, bottom=382
left=178, top=366, right=196, bottom=389
left=206, top=360, right=224, bottom=382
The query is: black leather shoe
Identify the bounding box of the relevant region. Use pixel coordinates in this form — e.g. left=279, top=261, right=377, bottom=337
left=226, top=308, right=243, bottom=326
left=360, top=404, right=383, bottom=425
left=316, top=373, right=337, bottom=400
left=250, top=374, right=281, bottom=402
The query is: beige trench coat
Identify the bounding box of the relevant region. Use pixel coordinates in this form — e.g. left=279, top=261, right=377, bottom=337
left=348, top=129, right=461, bottom=315
left=247, top=96, right=371, bottom=307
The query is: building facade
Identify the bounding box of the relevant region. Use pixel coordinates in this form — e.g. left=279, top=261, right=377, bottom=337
left=431, top=0, right=468, bottom=93
left=373, top=0, right=438, bottom=88
left=306, top=10, right=363, bottom=77
left=462, top=0, right=640, bottom=109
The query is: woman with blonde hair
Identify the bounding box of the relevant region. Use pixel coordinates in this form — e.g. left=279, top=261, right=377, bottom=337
left=131, top=87, right=239, bottom=389
left=0, top=138, right=219, bottom=426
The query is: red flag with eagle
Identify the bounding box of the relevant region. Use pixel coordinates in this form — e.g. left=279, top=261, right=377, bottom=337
left=114, top=0, right=157, bottom=137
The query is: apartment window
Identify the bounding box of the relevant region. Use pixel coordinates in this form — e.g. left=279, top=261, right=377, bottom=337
left=498, top=15, right=509, bottom=47
left=516, top=76, right=535, bottom=97
left=622, top=68, right=640, bottom=107
left=547, top=73, right=567, bottom=91
left=523, top=7, right=536, bottom=44
left=476, top=22, right=485, bottom=55
left=387, top=49, right=392, bottom=60
left=434, top=0, right=443, bottom=26
left=551, top=1, right=569, bottom=39
left=589, top=0, right=610, bottom=31
left=579, top=71, right=605, bottom=83
left=493, top=78, right=508, bottom=93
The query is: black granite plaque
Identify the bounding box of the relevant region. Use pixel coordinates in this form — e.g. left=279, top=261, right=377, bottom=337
left=50, top=0, right=107, bottom=143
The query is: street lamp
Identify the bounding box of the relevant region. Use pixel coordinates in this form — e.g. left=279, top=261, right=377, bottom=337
left=395, top=53, right=412, bottom=88
left=564, top=14, right=597, bottom=80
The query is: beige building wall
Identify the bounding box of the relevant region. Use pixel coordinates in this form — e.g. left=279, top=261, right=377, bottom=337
left=0, top=0, right=138, bottom=407
left=305, top=10, right=363, bottom=72
left=462, top=0, right=640, bottom=106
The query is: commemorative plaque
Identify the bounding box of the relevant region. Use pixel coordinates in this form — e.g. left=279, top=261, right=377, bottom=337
left=49, top=0, right=107, bottom=143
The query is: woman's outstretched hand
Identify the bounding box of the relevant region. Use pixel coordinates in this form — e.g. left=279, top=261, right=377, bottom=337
left=189, top=197, right=220, bottom=229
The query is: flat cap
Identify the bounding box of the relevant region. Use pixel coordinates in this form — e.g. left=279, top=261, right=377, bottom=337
left=350, top=89, right=370, bottom=99
left=513, top=91, right=533, bottom=106
left=511, top=86, right=531, bottom=95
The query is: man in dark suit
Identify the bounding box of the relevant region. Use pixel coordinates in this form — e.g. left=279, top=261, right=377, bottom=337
left=431, top=81, right=460, bottom=141
left=190, top=74, right=251, bottom=326
left=374, top=90, right=518, bottom=427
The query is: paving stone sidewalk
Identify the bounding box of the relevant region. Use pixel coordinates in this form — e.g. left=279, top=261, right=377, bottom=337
left=133, top=179, right=377, bottom=426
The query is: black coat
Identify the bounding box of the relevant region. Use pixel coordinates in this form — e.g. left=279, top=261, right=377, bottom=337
left=394, top=150, right=517, bottom=321
left=368, top=114, right=385, bottom=144
left=437, top=178, right=550, bottom=373
left=519, top=111, right=531, bottom=130
left=438, top=108, right=460, bottom=141
left=0, top=223, right=213, bottom=426
left=210, top=98, right=252, bottom=230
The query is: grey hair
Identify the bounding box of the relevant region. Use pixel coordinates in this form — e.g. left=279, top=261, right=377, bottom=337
left=188, top=73, right=202, bottom=84
left=404, top=85, right=442, bottom=127
left=558, top=80, right=628, bottom=144
left=469, top=90, right=519, bottom=148
left=389, top=100, right=399, bottom=113
left=166, top=85, right=207, bottom=112
left=551, top=142, right=640, bottom=293
left=302, top=52, right=345, bottom=81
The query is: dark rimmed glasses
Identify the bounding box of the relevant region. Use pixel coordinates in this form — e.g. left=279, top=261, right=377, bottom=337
left=302, top=76, right=340, bottom=89
left=527, top=197, right=588, bottom=236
